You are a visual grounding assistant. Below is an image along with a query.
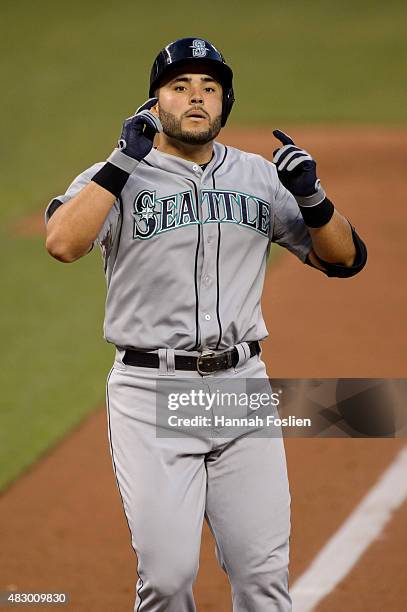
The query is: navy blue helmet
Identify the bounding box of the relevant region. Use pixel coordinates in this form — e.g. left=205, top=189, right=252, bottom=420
left=149, top=37, right=235, bottom=127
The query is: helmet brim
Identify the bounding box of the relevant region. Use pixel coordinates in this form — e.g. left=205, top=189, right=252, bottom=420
left=149, top=58, right=233, bottom=96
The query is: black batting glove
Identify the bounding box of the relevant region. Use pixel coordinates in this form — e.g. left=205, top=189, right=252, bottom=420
left=107, top=98, right=163, bottom=173
left=91, top=98, right=163, bottom=198
left=272, top=129, right=326, bottom=206
left=118, top=98, right=162, bottom=161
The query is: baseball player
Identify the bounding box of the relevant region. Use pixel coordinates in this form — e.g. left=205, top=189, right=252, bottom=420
left=45, top=38, right=366, bottom=611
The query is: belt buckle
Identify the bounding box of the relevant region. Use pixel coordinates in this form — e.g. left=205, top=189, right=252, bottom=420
left=197, top=349, right=217, bottom=376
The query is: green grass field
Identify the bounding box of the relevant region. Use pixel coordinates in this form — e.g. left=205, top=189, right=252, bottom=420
left=0, top=0, right=406, bottom=491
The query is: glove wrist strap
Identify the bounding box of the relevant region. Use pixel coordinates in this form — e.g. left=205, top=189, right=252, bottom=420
left=107, top=148, right=141, bottom=173
left=294, top=181, right=326, bottom=206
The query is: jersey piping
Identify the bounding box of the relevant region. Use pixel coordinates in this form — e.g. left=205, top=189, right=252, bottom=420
left=211, top=146, right=228, bottom=350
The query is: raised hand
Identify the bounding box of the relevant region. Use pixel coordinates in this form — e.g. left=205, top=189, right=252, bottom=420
left=117, top=98, right=163, bottom=162
left=272, top=129, right=323, bottom=201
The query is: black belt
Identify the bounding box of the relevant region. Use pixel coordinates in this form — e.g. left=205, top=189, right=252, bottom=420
left=123, top=341, right=261, bottom=375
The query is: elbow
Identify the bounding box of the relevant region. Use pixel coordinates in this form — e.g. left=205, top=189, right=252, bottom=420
left=342, top=236, right=358, bottom=267
left=45, top=234, right=81, bottom=263
left=310, top=230, right=367, bottom=278
left=342, top=251, right=357, bottom=268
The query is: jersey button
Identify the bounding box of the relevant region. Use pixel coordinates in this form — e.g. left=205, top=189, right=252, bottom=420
left=204, top=314, right=211, bottom=321
left=192, top=164, right=199, bottom=172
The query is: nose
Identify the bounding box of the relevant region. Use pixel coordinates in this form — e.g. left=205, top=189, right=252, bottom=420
left=189, top=88, right=203, bottom=105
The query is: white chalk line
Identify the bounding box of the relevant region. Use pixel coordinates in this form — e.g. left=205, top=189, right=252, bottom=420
left=291, top=445, right=407, bottom=611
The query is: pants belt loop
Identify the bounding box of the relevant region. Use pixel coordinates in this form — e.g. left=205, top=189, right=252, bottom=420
left=158, top=348, right=176, bottom=376
left=235, top=342, right=251, bottom=368
left=158, top=349, right=168, bottom=376
left=166, top=349, right=176, bottom=376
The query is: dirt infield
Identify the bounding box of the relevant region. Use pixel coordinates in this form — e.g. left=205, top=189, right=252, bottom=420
left=2, top=127, right=406, bottom=611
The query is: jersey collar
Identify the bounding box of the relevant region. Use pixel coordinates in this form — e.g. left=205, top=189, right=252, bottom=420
left=143, top=141, right=225, bottom=178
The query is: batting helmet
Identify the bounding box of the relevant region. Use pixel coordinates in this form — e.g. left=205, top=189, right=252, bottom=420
left=149, top=37, right=235, bottom=127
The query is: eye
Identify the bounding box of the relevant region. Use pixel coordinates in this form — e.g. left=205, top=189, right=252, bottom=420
left=174, top=85, right=186, bottom=91
left=205, top=86, right=216, bottom=92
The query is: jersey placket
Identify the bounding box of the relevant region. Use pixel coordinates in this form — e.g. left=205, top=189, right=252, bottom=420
left=193, top=163, right=221, bottom=351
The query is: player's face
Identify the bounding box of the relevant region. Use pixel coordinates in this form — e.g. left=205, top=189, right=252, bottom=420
left=157, top=70, right=223, bottom=145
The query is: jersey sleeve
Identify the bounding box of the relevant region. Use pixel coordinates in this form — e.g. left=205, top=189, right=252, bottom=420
left=44, top=162, right=121, bottom=250
left=269, top=164, right=313, bottom=262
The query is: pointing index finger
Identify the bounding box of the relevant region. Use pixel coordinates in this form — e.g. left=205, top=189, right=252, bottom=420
left=135, top=97, right=159, bottom=114
left=273, top=129, right=295, bottom=146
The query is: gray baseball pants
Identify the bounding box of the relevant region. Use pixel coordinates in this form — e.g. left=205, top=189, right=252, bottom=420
left=106, top=344, right=292, bottom=611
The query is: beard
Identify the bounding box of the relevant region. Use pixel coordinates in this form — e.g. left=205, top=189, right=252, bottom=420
left=158, top=107, right=222, bottom=145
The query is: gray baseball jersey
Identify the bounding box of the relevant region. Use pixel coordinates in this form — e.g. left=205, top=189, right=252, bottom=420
left=46, top=138, right=314, bottom=611
left=46, top=141, right=312, bottom=352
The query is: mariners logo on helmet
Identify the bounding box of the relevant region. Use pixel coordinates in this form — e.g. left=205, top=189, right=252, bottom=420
left=191, top=40, right=207, bottom=58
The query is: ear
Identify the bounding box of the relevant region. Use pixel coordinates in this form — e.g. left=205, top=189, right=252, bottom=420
left=154, top=90, right=162, bottom=113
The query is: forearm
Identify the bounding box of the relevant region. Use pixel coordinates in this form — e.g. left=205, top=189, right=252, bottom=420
left=46, top=182, right=116, bottom=262
left=308, top=208, right=356, bottom=267
left=46, top=99, right=162, bottom=263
